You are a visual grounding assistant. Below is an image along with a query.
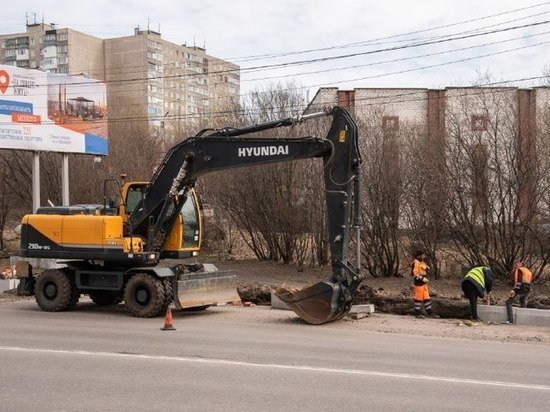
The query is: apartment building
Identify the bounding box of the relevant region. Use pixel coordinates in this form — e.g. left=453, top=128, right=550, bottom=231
left=0, top=23, right=104, bottom=75
left=0, top=23, right=240, bottom=140
left=104, top=28, right=240, bottom=140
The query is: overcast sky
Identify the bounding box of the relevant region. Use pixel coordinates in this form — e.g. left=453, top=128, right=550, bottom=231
left=3, top=0, right=550, bottom=98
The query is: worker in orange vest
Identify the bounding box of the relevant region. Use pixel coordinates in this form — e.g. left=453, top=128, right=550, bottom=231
left=410, top=250, right=438, bottom=319
left=504, top=261, right=533, bottom=324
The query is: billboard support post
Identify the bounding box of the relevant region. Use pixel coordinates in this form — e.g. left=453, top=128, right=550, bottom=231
left=62, top=153, right=69, bottom=206
left=32, top=152, right=40, bottom=213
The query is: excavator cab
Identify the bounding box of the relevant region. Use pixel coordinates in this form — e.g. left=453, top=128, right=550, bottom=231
left=120, top=182, right=203, bottom=259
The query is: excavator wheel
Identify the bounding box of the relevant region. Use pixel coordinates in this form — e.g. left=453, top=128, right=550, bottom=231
left=35, top=269, right=75, bottom=312
left=123, top=273, right=165, bottom=318
left=89, top=290, right=122, bottom=306
left=161, top=278, right=174, bottom=311
left=67, top=270, right=80, bottom=309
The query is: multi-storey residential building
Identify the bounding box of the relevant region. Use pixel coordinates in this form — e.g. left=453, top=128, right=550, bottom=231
left=103, top=28, right=240, bottom=141
left=0, top=22, right=104, bottom=75
left=0, top=23, right=240, bottom=141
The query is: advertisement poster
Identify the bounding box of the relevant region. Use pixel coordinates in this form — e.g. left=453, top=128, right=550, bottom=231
left=0, top=64, right=108, bottom=155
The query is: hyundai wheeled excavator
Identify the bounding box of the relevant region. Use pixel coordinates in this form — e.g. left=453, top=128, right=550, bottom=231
left=16, top=106, right=363, bottom=325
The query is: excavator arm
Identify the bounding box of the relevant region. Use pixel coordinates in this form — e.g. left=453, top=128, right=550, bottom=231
left=129, top=106, right=363, bottom=324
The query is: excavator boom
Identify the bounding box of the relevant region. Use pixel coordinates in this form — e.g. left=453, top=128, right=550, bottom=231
left=130, top=106, right=363, bottom=324
left=274, top=107, right=363, bottom=323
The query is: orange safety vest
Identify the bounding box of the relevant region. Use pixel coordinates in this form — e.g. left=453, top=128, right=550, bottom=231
left=411, top=259, right=427, bottom=277
left=411, top=259, right=429, bottom=299
left=514, top=266, right=532, bottom=285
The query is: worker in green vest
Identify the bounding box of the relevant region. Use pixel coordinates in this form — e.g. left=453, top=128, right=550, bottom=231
left=461, top=266, right=493, bottom=322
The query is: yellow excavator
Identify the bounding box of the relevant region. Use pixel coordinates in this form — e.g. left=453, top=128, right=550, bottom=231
left=16, top=106, right=363, bottom=324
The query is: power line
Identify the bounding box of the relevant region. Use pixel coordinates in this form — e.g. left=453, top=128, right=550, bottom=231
left=5, top=15, right=548, bottom=90
left=20, top=27, right=550, bottom=105
left=243, top=29, right=550, bottom=83
left=227, top=1, right=550, bottom=61
left=1, top=74, right=548, bottom=128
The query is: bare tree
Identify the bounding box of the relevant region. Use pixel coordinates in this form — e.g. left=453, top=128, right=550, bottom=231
left=440, top=87, right=545, bottom=279
left=356, top=110, right=402, bottom=277
left=400, top=123, right=448, bottom=278
left=201, top=83, right=329, bottom=267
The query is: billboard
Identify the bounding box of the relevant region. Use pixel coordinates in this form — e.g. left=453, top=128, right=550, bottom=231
left=0, top=64, right=108, bottom=155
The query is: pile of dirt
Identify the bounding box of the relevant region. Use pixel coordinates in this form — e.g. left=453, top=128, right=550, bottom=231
left=222, top=259, right=550, bottom=318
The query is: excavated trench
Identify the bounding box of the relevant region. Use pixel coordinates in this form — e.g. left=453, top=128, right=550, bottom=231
left=237, top=282, right=550, bottom=319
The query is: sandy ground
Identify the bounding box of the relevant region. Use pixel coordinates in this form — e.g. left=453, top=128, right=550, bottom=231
left=214, top=259, right=550, bottom=345
left=1, top=293, right=548, bottom=345
left=2, top=258, right=549, bottom=345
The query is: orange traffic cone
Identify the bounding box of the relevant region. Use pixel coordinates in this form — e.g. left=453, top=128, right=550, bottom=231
left=161, top=306, right=176, bottom=331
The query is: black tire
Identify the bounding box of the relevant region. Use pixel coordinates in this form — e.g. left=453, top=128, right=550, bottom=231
left=67, top=270, right=80, bottom=309
left=68, top=284, right=80, bottom=309
left=162, top=278, right=174, bottom=311
left=35, top=269, right=74, bottom=312
left=123, top=273, right=165, bottom=317
left=89, top=290, right=122, bottom=306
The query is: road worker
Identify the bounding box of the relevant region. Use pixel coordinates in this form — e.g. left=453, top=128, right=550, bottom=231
left=504, top=261, right=533, bottom=324
left=410, top=250, right=438, bottom=319
left=461, top=266, right=493, bottom=322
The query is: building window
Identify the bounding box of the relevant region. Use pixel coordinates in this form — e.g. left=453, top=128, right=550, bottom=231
left=382, top=116, right=399, bottom=131
left=471, top=115, right=488, bottom=132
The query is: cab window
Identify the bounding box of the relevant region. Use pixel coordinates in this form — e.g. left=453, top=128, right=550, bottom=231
left=125, top=187, right=144, bottom=215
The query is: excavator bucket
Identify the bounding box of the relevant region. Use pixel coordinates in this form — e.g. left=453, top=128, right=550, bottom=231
left=274, top=281, right=351, bottom=325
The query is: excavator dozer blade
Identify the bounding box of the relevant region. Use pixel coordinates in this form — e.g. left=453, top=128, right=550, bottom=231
left=174, top=270, right=240, bottom=309
left=273, top=281, right=351, bottom=325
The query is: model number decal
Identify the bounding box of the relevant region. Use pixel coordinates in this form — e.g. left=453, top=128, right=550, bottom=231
left=28, top=243, right=51, bottom=250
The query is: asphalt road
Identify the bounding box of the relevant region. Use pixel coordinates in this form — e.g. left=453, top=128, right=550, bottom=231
left=0, top=301, right=549, bottom=412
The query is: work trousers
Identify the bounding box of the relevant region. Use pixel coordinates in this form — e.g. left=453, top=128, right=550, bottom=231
left=413, top=284, right=432, bottom=316
left=505, top=292, right=528, bottom=323
left=461, top=280, right=480, bottom=321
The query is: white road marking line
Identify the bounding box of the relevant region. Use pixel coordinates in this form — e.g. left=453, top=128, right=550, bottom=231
left=1, top=345, right=549, bottom=391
